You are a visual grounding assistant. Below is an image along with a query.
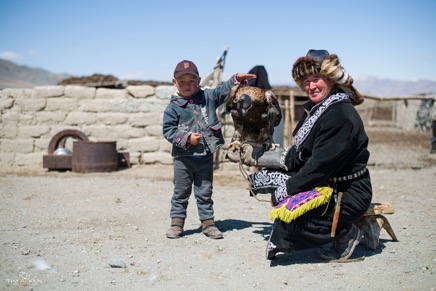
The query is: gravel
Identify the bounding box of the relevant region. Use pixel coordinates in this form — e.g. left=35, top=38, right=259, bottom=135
left=1, top=162, right=435, bottom=290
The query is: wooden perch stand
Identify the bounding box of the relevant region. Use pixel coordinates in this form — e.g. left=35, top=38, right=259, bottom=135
left=356, top=203, right=398, bottom=251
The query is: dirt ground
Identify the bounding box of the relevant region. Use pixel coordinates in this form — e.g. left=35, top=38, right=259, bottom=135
left=1, top=129, right=436, bottom=290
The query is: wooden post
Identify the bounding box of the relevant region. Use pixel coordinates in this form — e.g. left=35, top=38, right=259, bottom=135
left=290, top=90, right=295, bottom=143
left=284, top=98, right=290, bottom=147
left=431, top=119, right=436, bottom=153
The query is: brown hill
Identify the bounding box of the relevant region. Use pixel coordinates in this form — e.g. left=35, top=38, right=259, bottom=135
left=0, top=59, right=70, bottom=89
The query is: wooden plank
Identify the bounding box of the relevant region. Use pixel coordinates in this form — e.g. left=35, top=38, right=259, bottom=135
left=365, top=94, right=435, bottom=101
left=284, top=98, right=290, bottom=147
left=364, top=203, right=395, bottom=216
left=290, top=90, right=295, bottom=140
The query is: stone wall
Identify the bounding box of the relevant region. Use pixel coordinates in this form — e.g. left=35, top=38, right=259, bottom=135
left=4, top=84, right=427, bottom=170
left=0, top=85, right=183, bottom=169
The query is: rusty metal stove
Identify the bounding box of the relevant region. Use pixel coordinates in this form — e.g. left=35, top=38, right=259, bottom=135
left=43, top=129, right=130, bottom=172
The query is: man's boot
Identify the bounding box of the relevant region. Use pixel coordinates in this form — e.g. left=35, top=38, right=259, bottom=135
left=201, top=219, right=223, bottom=239
left=320, top=224, right=362, bottom=261
left=166, top=217, right=185, bottom=239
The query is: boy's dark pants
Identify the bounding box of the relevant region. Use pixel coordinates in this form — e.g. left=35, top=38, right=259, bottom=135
left=170, top=155, right=214, bottom=221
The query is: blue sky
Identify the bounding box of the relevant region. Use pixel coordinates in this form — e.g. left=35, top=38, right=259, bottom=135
left=1, top=0, right=435, bottom=85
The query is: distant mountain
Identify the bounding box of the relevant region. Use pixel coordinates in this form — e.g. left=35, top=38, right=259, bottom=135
left=1, top=59, right=436, bottom=97
left=0, top=59, right=170, bottom=89
left=354, top=77, right=436, bottom=97
left=0, top=59, right=71, bottom=89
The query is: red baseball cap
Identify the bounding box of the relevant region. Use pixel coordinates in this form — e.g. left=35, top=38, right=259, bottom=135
left=173, top=60, right=199, bottom=79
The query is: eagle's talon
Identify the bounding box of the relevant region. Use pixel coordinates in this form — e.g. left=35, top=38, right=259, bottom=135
left=228, top=140, right=242, bottom=152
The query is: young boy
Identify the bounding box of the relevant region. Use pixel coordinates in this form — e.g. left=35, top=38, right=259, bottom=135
left=163, top=60, right=256, bottom=239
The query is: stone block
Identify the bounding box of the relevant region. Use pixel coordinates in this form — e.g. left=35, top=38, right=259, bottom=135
left=65, top=85, right=96, bottom=99
left=96, top=88, right=128, bottom=99
left=129, top=112, right=163, bottom=127
left=1, top=139, right=34, bottom=153
left=145, top=125, right=162, bottom=136
left=126, top=100, right=142, bottom=112
left=129, top=151, right=141, bottom=165
left=1, top=125, right=18, bottom=138
left=46, top=98, right=78, bottom=111
left=127, top=85, right=155, bottom=98
left=82, top=126, right=115, bottom=140
left=35, top=111, right=67, bottom=123
left=1, top=88, right=32, bottom=99
left=2, top=111, right=21, bottom=123
left=19, top=114, right=35, bottom=125
left=159, top=139, right=172, bottom=152
left=15, top=152, right=44, bottom=167
left=19, top=125, right=51, bottom=138
left=141, top=152, right=173, bottom=165
left=35, top=138, right=50, bottom=152
left=0, top=152, right=15, bottom=166
left=15, top=98, right=46, bottom=112
left=31, top=86, right=64, bottom=98
left=97, top=113, right=128, bottom=125
left=115, top=139, right=129, bottom=150
left=138, top=99, right=167, bottom=112
left=155, top=85, right=175, bottom=100
left=0, top=97, right=14, bottom=110
left=113, top=126, right=145, bottom=139
left=110, top=99, right=127, bottom=112
left=128, top=137, right=160, bottom=152
left=79, top=99, right=112, bottom=112
left=65, top=112, right=98, bottom=125
left=111, top=99, right=142, bottom=113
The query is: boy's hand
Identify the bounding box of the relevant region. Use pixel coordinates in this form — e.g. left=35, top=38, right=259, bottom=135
left=188, top=133, right=202, bottom=145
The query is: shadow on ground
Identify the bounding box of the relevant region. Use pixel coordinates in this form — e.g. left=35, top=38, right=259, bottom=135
left=182, top=219, right=272, bottom=239
left=269, top=238, right=398, bottom=266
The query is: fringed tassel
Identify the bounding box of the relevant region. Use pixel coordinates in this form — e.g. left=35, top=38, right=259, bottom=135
left=269, top=187, right=333, bottom=223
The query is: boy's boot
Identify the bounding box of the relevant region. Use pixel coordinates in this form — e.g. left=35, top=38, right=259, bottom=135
left=166, top=217, right=185, bottom=239
left=201, top=219, right=223, bottom=239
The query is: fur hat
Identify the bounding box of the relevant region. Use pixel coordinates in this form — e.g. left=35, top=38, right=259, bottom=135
left=292, top=49, right=364, bottom=105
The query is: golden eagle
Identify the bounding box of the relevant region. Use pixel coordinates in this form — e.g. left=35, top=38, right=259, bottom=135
left=225, top=85, right=282, bottom=163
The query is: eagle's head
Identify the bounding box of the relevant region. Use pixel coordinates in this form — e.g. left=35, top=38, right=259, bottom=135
left=231, top=93, right=252, bottom=117
left=226, top=85, right=267, bottom=118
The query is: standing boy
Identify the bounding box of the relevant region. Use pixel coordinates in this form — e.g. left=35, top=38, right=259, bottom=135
left=163, top=60, right=255, bottom=239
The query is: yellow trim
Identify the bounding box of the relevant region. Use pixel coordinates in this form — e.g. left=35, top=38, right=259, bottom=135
left=269, top=187, right=333, bottom=223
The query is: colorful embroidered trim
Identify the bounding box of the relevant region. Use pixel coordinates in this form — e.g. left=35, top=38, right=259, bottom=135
left=294, top=93, right=348, bottom=150
left=269, top=187, right=333, bottom=223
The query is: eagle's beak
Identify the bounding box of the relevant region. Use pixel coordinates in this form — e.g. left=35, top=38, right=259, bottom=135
left=233, top=93, right=251, bottom=107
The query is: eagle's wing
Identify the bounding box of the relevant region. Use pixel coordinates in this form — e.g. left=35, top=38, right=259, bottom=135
left=260, top=89, right=282, bottom=149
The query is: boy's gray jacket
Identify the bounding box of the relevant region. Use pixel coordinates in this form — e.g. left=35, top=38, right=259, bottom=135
left=163, top=77, right=237, bottom=158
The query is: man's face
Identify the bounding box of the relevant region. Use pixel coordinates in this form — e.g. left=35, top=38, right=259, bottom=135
left=173, top=74, right=200, bottom=98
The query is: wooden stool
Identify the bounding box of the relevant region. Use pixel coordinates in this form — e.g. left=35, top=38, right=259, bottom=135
left=356, top=203, right=398, bottom=251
